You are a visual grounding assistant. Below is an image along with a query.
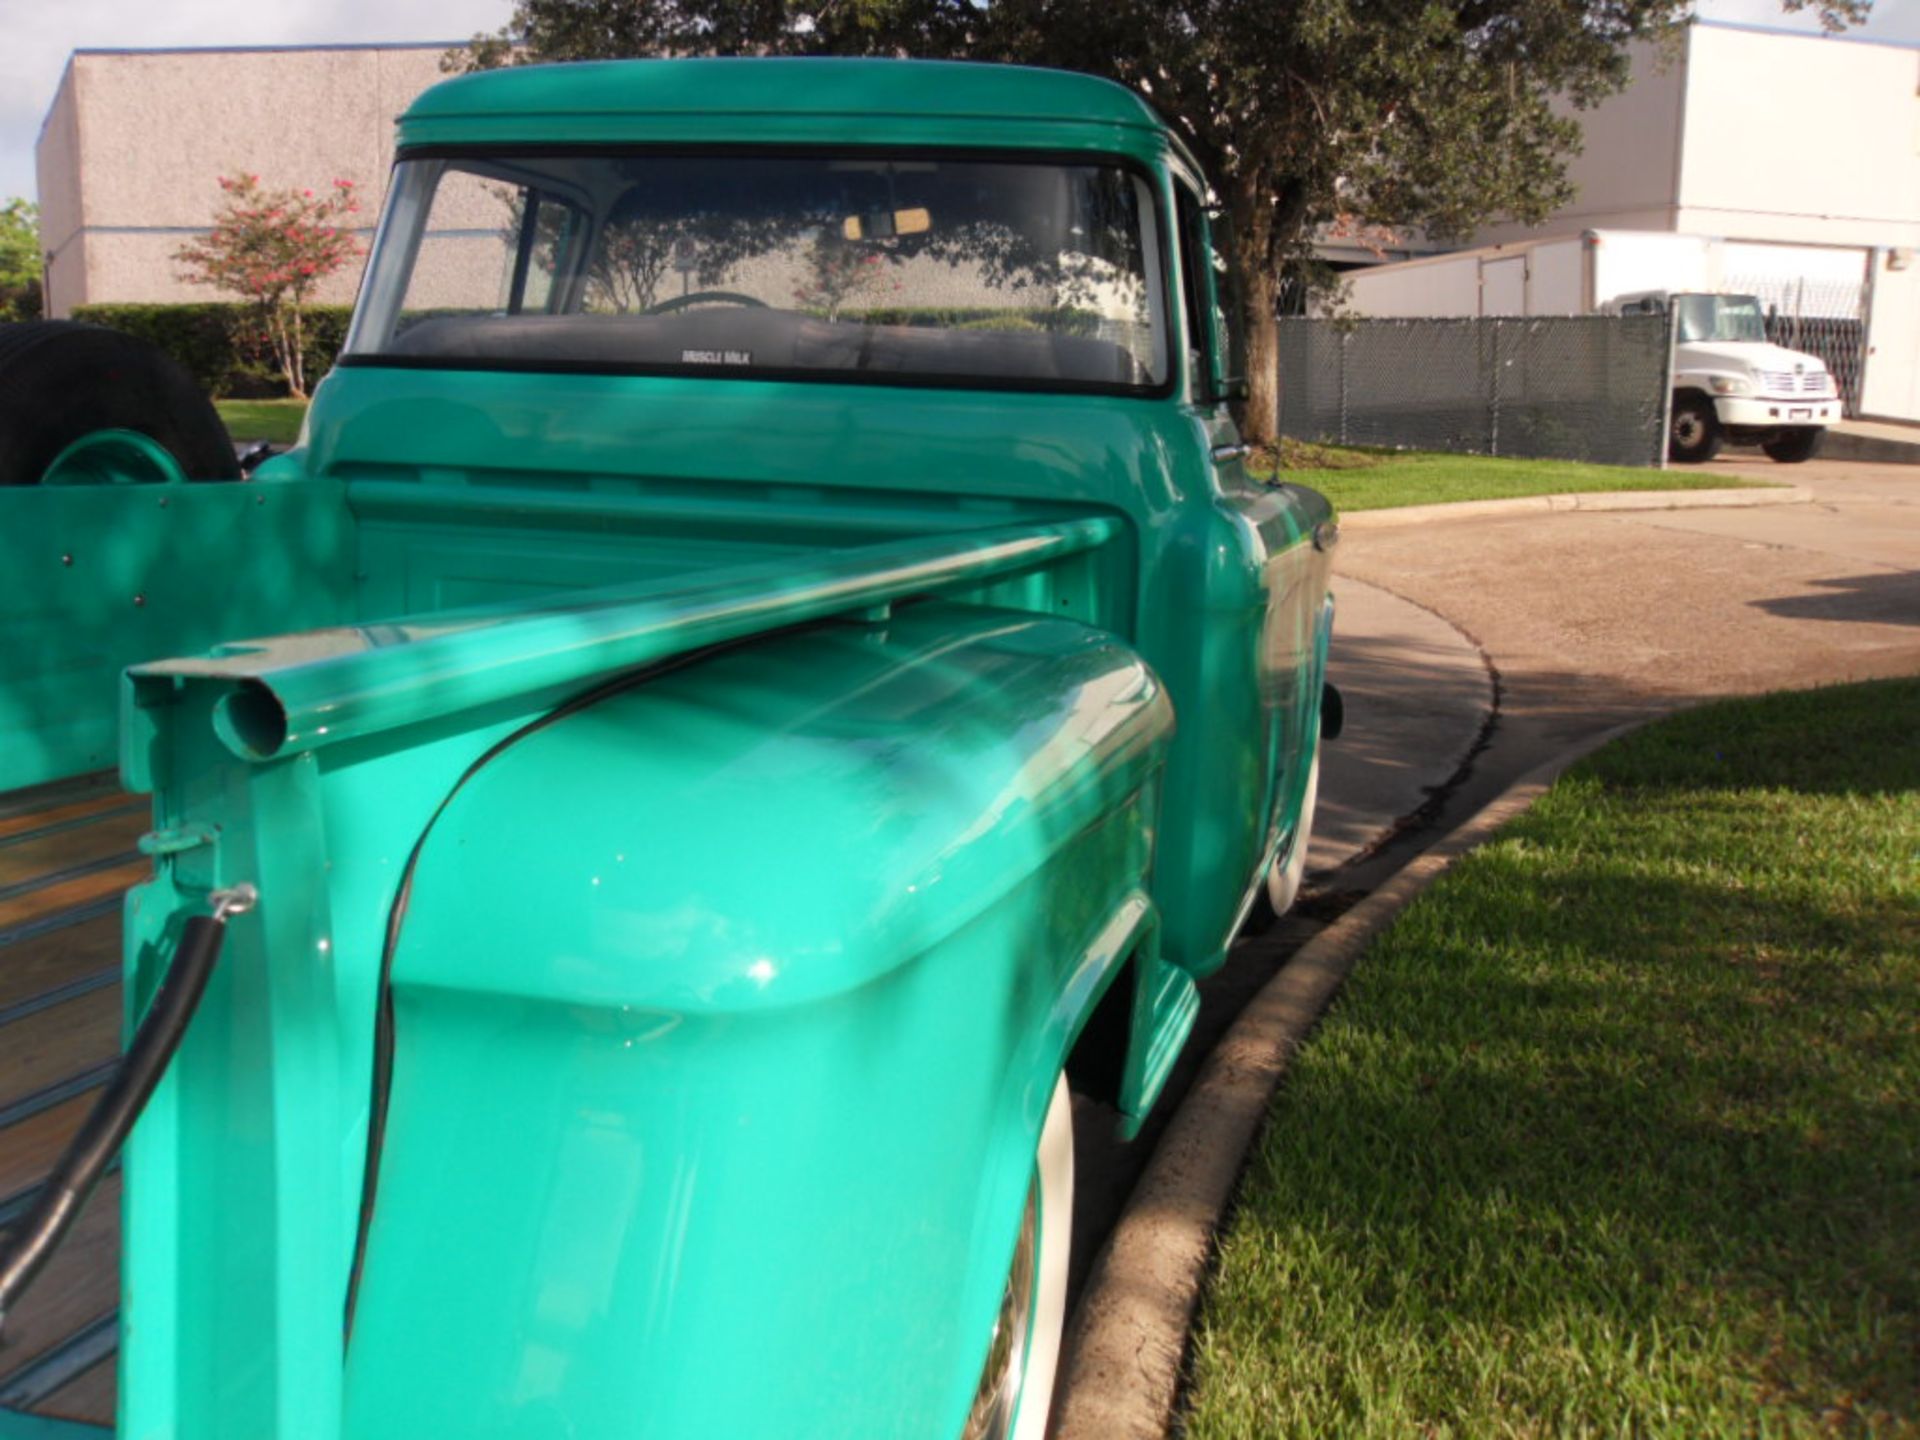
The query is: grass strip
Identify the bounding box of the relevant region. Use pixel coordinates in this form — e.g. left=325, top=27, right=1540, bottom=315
left=1252, top=442, right=1778, bottom=513
left=214, top=399, right=308, bottom=447
left=1184, top=679, right=1920, bottom=1438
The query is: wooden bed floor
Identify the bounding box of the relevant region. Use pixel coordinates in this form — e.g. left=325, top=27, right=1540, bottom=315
left=0, top=770, right=146, bottom=1430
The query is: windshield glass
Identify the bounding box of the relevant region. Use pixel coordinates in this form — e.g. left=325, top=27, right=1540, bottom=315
left=1674, top=294, right=1767, bottom=344
left=344, top=152, right=1167, bottom=392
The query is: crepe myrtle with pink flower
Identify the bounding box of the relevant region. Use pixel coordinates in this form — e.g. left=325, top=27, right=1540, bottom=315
left=174, top=173, right=361, bottom=397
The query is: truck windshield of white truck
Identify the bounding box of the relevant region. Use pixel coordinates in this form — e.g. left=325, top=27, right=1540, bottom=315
left=1674, top=294, right=1768, bottom=345
left=343, top=150, right=1169, bottom=394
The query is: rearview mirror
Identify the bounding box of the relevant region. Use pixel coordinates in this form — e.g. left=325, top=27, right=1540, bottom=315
left=842, top=207, right=932, bottom=242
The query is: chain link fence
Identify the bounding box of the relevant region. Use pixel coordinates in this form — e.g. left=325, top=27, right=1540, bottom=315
left=1725, top=274, right=1866, bottom=416
left=1278, top=315, right=1671, bottom=467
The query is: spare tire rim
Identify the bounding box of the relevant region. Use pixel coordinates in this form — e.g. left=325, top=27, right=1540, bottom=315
left=41, top=428, right=188, bottom=486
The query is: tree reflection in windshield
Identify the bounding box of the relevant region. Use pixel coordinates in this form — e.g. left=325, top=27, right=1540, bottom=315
left=350, top=152, right=1167, bottom=391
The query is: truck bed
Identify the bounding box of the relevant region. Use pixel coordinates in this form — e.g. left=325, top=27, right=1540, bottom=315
left=0, top=771, right=135, bottom=1429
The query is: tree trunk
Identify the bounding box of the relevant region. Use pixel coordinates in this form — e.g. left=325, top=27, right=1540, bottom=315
left=289, top=302, right=307, bottom=400
left=1241, top=266, right=1281, bottom=446
left=1228, top=172, right=1282, bottom=447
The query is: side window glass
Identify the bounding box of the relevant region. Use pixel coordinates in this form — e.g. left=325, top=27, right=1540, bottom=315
left=507, top=192, right=581, bottom=314
left=1207, top=205, right=1247, bottom=397
left=1175, top=185, right=1215, bottom=400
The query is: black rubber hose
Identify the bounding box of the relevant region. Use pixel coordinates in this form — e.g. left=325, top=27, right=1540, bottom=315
left=0, top=911, right=232, bottom=1333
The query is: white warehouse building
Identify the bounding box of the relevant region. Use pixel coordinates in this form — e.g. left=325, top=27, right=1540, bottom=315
left=1335, top=21, right=1920, bottom=424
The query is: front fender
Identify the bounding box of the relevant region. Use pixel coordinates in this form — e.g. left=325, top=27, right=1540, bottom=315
left=342, top=601, right=1172, bottom=1439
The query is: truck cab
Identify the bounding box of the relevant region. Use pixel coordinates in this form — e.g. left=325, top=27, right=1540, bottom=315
left=1612, top=290, right=1839, bottom=463
left=0, top=59, right=1335, bottom=1440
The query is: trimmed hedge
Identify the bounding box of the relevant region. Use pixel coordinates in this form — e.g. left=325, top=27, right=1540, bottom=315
left=69, top=303, right=352, bottom=398
left=840, top=305, right=1103, bottom=336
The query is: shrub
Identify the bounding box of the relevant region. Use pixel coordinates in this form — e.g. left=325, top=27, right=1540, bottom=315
left=69, top=302, right=352, bottom=398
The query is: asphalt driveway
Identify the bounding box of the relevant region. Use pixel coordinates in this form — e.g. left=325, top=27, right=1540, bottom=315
left=1335, top=457, right=1920, bottom=767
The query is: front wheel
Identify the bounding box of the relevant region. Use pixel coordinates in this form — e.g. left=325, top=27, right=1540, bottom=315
left=1265, top=751, right=1321, bottom=919
left=1668, top=394, right=1723, bottom=464
left=961, top=1075, right=1073, bottom=1440
left=1761, top=427, right=1824, bottom=464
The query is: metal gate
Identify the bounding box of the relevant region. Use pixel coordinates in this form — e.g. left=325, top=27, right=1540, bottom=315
left=1725, top=274, right=1867, bottom=415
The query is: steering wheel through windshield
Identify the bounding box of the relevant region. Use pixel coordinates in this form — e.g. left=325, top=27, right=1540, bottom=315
left=643, top=291, right=769, bottom=315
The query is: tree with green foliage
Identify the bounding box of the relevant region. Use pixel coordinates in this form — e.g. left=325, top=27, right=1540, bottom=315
left=0, top=199, right=42, bottom=323
left=458, top=0, right=1866, bottom=441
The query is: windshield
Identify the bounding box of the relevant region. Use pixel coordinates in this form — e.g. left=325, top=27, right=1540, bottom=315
left=344, top=152, right=1168, bottom=392
left=1674, top=294, right=1767, bottom=344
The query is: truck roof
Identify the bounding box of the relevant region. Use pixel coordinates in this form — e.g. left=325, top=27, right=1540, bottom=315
left=398, top=57, right=1178, bottom=162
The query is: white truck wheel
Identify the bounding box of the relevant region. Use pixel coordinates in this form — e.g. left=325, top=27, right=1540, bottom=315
left=1265, top=751, right=1321, bottom=918
left=962, top=1074, right=1074, bottom=1440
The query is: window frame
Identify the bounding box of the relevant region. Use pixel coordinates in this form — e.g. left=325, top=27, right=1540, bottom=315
left=1173, top=177, right=1247, bottom=406
left=338, top=142, right=1179, bottom=402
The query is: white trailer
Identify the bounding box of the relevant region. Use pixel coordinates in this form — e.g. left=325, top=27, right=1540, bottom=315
left=1334, top=230, right=1852, bottom=462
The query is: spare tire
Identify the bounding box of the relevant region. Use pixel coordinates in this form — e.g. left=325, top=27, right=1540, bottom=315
left=0, top=321, right=239, bottom=485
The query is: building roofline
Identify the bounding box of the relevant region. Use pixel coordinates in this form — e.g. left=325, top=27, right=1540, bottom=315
left=38, top=41, right=473, bottom=162
left=1691, top=17, right=1920, bottom=52
left=70, top=41, right=467, bottom=58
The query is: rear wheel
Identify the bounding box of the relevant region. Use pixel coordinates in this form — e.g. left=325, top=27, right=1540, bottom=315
left=0, top=321, right=237, bottom=485
left=1761, top=427, right=1824, bottom=464
left=961, top=1075, right=1073, bottom=1440
left=1668, top=394, right=1722, bottom=464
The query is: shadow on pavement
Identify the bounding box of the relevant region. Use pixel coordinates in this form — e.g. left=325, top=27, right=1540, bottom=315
left=1751, top=570, right=1920, bottom=628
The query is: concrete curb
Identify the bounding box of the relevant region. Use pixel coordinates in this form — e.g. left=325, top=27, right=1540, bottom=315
left=1338, top=484, right=1809, bottom=529
left=1050, top=718, right=1647, bottom=1440
left=1823, top=429, right=1920, bottom=466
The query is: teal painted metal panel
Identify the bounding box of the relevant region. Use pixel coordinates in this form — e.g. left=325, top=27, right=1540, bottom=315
left=0, top=478, right=356, bottom=793
left=397, top=58, right=1179, bottom=164
left=346, top=604, right=1171, bottom=1437
left=295, top=364, right=1333, bottom=974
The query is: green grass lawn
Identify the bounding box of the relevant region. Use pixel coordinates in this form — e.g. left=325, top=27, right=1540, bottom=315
left=214, top=398, right=308, bottom=447
left=1184, top=680, right=1920, bottom=1438
left=1255, top=439, right=1777, bottom=513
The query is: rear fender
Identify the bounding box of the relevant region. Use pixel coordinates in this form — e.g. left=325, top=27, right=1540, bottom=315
left=342, top=601, right=1175, bottom=1439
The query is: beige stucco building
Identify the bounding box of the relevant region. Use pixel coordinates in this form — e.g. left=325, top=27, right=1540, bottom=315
left=36, top=44, right=457, bottom=317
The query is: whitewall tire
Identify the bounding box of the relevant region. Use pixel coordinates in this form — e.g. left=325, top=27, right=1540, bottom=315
left=1265, top=750, right=1320, bottom=919
left=961, top=1074, right=1074, bottom=1440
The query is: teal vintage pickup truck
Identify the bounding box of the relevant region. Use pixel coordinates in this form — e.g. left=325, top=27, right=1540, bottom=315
left=0, top=59, right=1336, bottom=1440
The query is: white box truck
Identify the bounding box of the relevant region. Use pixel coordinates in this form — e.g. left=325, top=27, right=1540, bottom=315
left=1335, top=230, right=1848, bottom=463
